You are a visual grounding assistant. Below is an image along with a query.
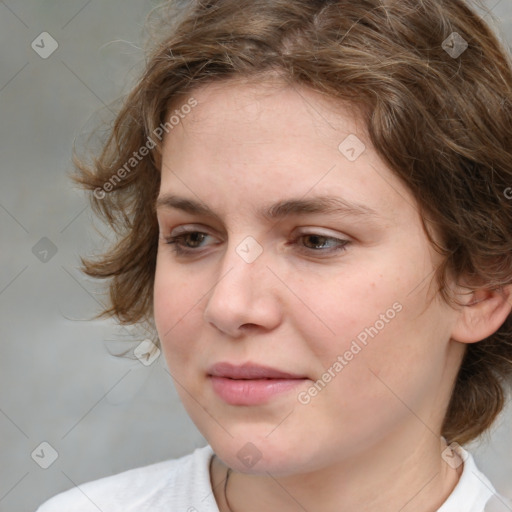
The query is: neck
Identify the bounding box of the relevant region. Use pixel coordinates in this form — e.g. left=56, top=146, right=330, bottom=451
left=211, top=433, right=463, bottom=512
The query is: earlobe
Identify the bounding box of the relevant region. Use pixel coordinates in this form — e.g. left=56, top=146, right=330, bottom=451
left=450, top=284, right=512, bottom=344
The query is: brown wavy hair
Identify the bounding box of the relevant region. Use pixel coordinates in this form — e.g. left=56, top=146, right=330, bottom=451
left=72, top=0, right=512, bottom=445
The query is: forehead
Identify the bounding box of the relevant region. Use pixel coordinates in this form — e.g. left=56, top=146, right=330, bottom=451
left=165, top=78, right=368, bottom=145
left=158, top=79, right=419, bottom=230
left=161, top=79, right=369, bottom=187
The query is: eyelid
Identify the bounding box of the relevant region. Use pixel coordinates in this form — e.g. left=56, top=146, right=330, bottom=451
left=168, top=224, right=218, bottom=236
left=294, top=226, right=351, bottom=239
left=163, top=223, right=353, bottom=243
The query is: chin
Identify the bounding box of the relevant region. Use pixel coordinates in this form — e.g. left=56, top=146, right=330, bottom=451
left=208, top=435, right=326, bottom=476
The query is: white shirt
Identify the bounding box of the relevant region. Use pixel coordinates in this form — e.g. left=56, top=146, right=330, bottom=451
left=36, top=443, right=509, bottom=511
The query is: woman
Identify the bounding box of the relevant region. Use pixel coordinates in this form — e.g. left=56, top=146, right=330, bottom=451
left=38, top=0, right=512, bottom=510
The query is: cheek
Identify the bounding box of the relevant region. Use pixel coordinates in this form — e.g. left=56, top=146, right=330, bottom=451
left=291, top=264, right=404, bottom=356
left=294, top=252, right=443, bottom=388
left=153, top=258, right=203, bottom=366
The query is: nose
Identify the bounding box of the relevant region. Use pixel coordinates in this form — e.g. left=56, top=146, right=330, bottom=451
left=202, top=237, right=283, bottom=337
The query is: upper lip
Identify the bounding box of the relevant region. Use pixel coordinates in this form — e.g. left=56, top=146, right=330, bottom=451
left=208, top=362, right=306, bottom=380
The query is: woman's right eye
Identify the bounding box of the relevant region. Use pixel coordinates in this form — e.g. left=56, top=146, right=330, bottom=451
left=163, top=231, right=213, bottom=256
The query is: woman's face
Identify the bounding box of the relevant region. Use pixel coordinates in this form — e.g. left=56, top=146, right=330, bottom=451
left=153, top=79, right=465, bottom=475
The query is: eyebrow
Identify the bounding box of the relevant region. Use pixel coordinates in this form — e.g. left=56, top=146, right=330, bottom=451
left=155, top=194, right=380, bottom=222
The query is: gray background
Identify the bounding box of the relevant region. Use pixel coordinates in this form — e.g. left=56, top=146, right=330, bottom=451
left=0, top=1, right=511, bottom=511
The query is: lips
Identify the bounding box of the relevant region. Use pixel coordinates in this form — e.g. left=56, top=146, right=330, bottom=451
left=207, top=362, right=308, bottom=405
left=207, top=362, right=306, bottom=380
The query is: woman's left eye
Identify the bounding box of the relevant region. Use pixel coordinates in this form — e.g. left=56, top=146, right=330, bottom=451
left=294, top=233, right=350, bottom=254
left=163, top=231, right=350, bottom=257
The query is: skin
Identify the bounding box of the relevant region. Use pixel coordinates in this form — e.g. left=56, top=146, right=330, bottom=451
left=153, top=78, right=512, bottom=512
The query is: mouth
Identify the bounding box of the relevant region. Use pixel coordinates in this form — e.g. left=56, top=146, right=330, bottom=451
left=207, top=362, right=308, bottom=405
left=207, top=361, right=306, bottom=380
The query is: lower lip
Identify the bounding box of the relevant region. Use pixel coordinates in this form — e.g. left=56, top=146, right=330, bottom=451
left=210, top=376, right=306, bottom=405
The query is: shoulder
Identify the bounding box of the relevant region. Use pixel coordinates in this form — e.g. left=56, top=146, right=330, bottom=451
left=437, top=444, right=511, bottom=512
left=36, top=444, right=217, bottom=512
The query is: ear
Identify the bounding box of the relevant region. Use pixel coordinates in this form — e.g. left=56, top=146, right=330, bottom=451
left=450, top=283, right=512, bottom=344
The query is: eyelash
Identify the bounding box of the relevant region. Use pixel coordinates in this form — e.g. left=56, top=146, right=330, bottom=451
left=163, top=231, right=350, bottom=257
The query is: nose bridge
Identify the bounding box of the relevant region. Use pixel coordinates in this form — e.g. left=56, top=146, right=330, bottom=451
left=203, top=233, right=280, bottom=333
left=211, top=234, right=267, bottom=302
